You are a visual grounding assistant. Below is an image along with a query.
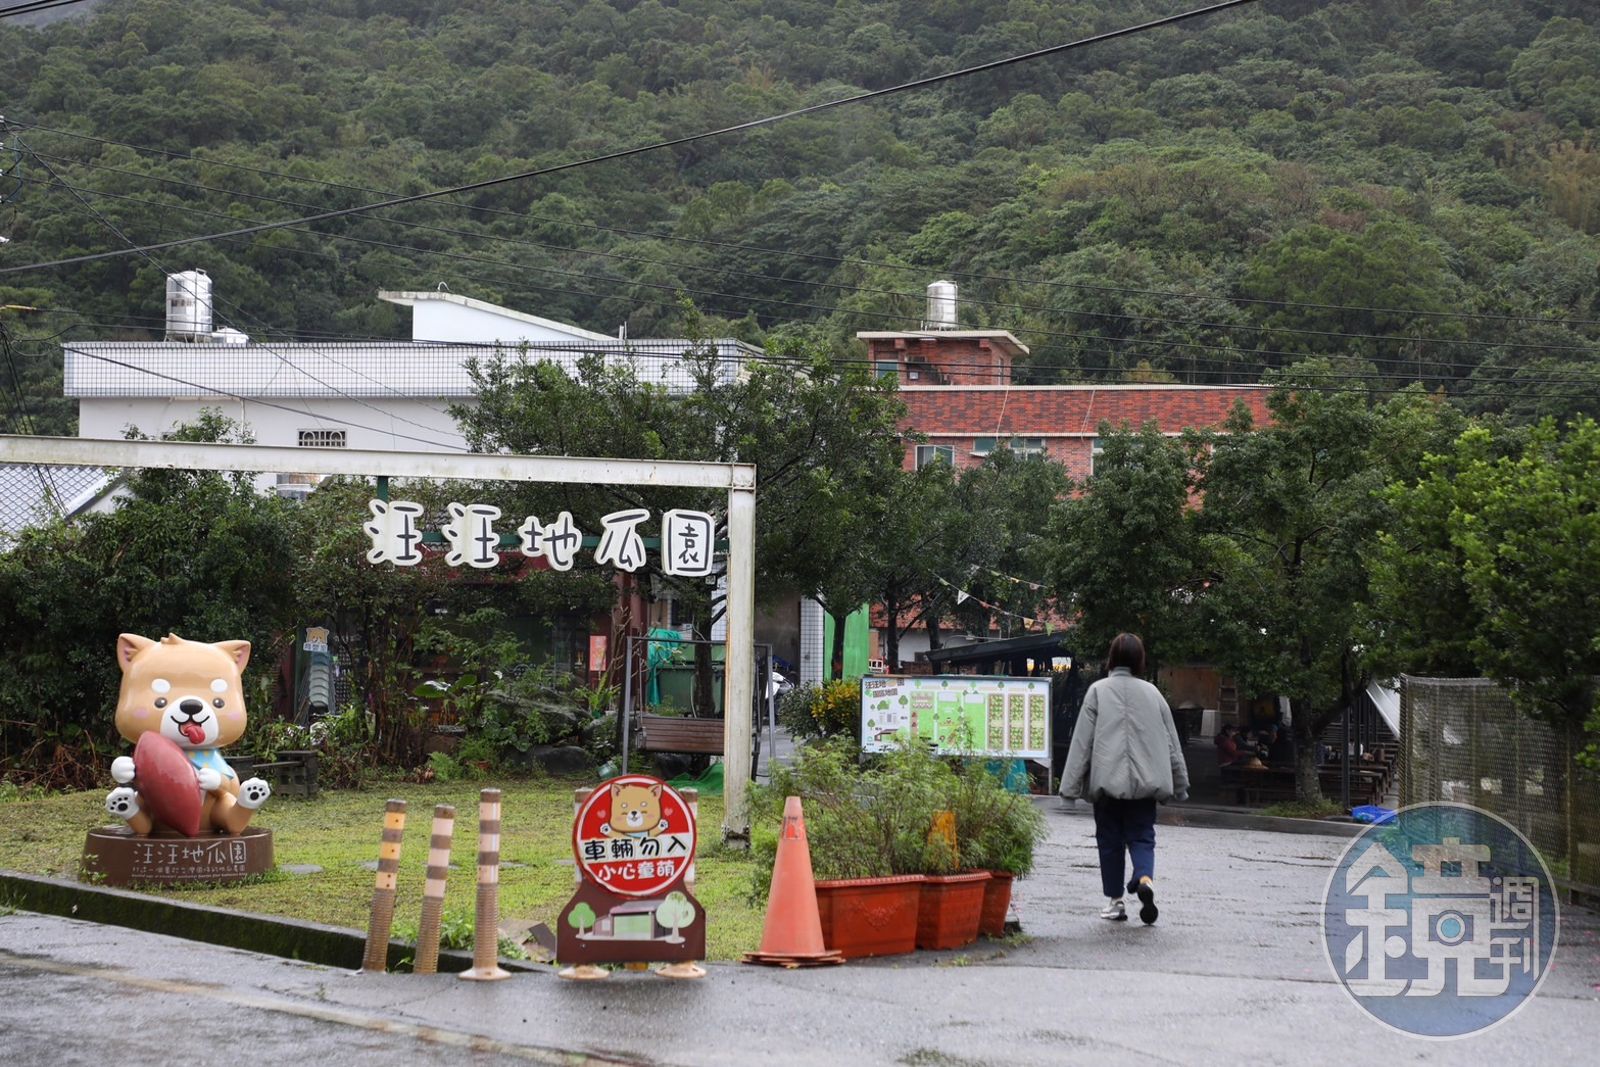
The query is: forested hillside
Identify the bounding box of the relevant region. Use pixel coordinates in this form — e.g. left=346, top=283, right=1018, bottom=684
left=2, top=0, right=1598, bottom=434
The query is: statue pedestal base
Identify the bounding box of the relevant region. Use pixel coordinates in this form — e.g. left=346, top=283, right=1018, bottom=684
left=82, top=826, right=274, bottom=887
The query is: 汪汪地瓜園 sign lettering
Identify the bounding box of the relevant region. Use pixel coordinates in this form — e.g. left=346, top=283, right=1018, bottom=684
left=363, top=500, right=715, bottom=575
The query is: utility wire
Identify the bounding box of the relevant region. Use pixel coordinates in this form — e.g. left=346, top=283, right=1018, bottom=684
left=27, top=149, right=1600, bottom=359
left=31, top=304, right=1600, bottom=428
left=68, top=347, right=467, bottom=450
left=31, top=174, right=1600, bottom=381
left=0, top=311, right=69, bottom=513
left=0, top=0, right=92, bottom=21
left=0, top=0, right=1265, bottom=277
left=15, top=116, right=1600, bottom=331
left=24, top=150, right=467, bottom=446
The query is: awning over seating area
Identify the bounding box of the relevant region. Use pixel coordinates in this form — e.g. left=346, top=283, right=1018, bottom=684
left=922, top=631, right=1077, bottom=676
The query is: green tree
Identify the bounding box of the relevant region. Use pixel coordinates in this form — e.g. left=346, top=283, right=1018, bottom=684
left=1189, top=365, right=1389, bottom=802
left=0, top=412, right=308, bottom=785
left=1448, top=418, right=1600, bottom=728
left=866, top=460, right=963, bottom=671
left=1050, top=422, right=1199, bottom=670
left=944, top=450, right=1069, bottom=643
left=454, top=327, right=904, bottom=715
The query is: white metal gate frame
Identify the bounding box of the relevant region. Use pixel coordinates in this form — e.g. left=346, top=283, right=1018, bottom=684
left=0, top=434, right=758, bottom=838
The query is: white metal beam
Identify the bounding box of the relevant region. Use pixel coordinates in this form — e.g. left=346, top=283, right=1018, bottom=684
left=0, top=434, right=759, bottom=840
left=0, top=435, right=750, bottom=489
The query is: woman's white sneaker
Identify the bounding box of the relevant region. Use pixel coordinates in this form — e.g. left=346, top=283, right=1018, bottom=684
left=1099, top=897, right=1127, bottom=921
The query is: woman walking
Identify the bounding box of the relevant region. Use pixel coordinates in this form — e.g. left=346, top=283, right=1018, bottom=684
left=1058, top=633, right=1190, bottom=924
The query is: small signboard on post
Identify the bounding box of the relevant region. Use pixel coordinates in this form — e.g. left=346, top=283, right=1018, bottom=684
left=860, top=675, right=1051, bottom=759
left=557, top=775, right=705, bottom=978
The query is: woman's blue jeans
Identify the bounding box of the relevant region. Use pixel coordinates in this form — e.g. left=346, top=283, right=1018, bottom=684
left=1092, top=797, right=1157, bottom=899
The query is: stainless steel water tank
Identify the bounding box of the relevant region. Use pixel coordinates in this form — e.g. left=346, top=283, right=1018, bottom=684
left=165, top=270, right=213, bottom=341
left=925, top=280, right=958, bottom=330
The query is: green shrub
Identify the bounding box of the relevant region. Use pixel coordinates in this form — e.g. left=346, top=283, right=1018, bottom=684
left=776, top=684, right=823, bottom=740
left=427, top=751, right=464, bottom=782
left=948, top=761, right=1047, bottom=876
left=812, top=678, right=863, bottom=739
left=751, top=740, right=1048, bottom=903
left=756, top=738, right=958, bottom=882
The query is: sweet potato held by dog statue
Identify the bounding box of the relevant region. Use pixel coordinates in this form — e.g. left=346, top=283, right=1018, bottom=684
left=103, top=632, right=273, bottom=836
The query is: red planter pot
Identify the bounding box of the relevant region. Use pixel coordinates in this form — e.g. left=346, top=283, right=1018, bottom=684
left=814, top=875, right=924, bottom=959
left=916, top=872, right=990, bottom=950
left=978, top=871, right=1015, bottom=938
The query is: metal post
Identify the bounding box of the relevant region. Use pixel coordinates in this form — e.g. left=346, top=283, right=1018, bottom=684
left=413, top=804, right=455, bottom=975
left=766, top=646, right=777, bottom=783
left=361, top=799, right=406, bottom=972
left=1340, top=703, right=1351, bottom=810
left=621, top=634, right=635, bottom=775
left=721, top=467, right=756, bottom=841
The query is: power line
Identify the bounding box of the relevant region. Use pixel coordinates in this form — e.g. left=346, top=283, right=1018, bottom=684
left=32, top=173, right=1599, bottom=383
left=0, top=0, right=1264, bottom=277
left=23, top=150, right=468, bottom=446
left=0, top=310, right=69, bottom=514
left=28, top=149, right=1600, bottom=360
left=14, top=116, right=1600, bottom=332
left=0, top=0, right=92, bottom=21
left=68, top=347, right=468, bottom=450
left=29, top=304, right=1600, bottom=420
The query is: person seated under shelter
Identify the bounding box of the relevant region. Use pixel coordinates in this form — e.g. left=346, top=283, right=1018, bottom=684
left=1214, top=724, right=1247, bottom=767
left=1266, top=725, right=1297, bottom=769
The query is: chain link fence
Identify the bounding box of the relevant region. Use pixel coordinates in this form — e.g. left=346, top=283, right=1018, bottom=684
left=1398, top=676, right=1600, bottom=892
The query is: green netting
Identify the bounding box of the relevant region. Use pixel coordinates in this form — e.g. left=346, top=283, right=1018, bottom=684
left=646, top=627, right=682, bottom=704
left=822, top=603, right=871, bottom=680
left=668, top=758, right=723, bottom=796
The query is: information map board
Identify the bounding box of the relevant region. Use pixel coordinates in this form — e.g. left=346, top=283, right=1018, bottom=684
left=860, top=675, right=1050, bottom=758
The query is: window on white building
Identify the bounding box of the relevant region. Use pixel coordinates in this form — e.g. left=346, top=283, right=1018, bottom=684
left=298, top=429, right=347, bottom=448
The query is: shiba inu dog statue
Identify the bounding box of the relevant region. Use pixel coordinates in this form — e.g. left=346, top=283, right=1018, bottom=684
left=104, top=633, right=272, bottom=835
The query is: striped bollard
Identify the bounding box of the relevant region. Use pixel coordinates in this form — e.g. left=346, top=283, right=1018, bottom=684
left=361, top=799, right=407, bottom=972
left=412, top=803, right=456, bottom=976
left=459, top=788, right=510, bottom=981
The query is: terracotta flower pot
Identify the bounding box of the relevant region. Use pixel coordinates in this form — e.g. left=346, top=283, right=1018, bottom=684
left=814, top=875, right=924, bottom=959
left=978, top=871, right=1015, bottom=938
left=916, top=872, right=990, bottom=950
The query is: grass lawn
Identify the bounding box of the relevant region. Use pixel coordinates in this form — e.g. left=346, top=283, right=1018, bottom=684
left=0, top=776, right=766, bottom=961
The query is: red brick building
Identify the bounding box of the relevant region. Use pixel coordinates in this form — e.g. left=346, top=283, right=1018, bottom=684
left=859, top=326, right=1272, bottom=477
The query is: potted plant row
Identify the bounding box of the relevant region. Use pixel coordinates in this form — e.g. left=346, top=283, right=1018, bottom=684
left=756, top=739, right=1046, bottom=959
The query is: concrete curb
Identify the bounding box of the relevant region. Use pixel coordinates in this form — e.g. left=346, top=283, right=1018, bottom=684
left=1035, top=796, right=1365, bottom=838
left=0, top=869, right=539, bottom=973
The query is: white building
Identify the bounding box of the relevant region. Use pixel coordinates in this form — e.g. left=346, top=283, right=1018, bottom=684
left=60, top=279, right=759, bottom=503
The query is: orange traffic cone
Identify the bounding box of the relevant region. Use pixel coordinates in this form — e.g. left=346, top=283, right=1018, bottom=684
left=742, top=796, right=845, bottom=968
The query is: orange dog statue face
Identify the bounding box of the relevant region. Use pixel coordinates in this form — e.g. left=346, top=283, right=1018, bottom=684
left=105, top=633, right=271, bottom=836
left=115, top=633, right=251, bottom=750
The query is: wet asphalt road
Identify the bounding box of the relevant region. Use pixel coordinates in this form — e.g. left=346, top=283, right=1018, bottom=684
left=3, top=802, right=1597, bottom=1066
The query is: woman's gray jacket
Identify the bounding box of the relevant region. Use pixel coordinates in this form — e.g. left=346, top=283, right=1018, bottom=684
left=1059, top=668, right=1191, bottom=803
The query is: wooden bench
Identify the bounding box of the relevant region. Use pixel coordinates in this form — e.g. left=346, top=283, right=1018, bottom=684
left=639, top=715, right=725, bottom=755
left=1221, top=764, right=1385, bottom=806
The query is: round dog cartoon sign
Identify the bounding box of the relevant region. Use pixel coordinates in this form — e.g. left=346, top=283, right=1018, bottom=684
left=573, top=775, right=697, bottom=898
